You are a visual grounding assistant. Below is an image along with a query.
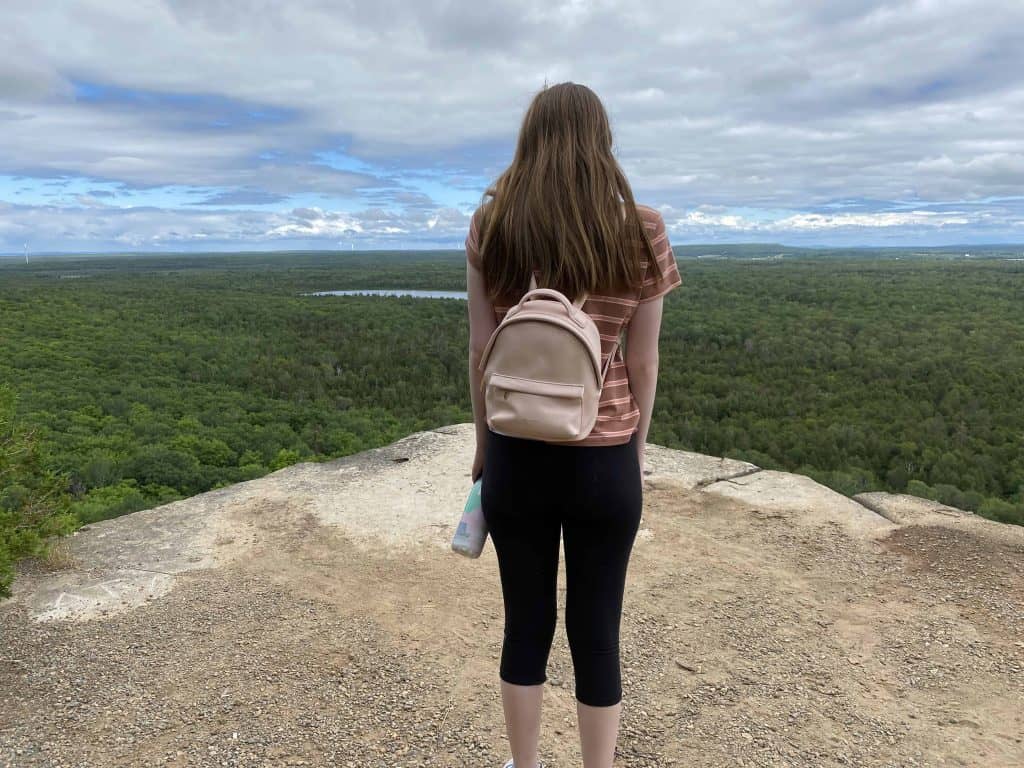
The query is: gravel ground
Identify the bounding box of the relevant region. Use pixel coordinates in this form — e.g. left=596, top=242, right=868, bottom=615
left=2, top=482, right=1023, bottom=767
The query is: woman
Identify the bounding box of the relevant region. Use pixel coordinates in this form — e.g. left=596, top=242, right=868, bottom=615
left=465, top=82, right=681, bottom=768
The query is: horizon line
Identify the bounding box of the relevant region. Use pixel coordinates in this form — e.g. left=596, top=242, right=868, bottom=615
left=4, top=242, right=1024, bottom=258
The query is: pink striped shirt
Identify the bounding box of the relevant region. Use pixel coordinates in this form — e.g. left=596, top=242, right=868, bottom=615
left=466, top=204, right=682, bottom=446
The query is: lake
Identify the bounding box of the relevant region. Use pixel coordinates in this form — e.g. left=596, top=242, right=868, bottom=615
left=302, top=289, right=467, bottom=300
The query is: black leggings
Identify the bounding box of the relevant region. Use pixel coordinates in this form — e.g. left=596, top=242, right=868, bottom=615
left=481, top=426, right=643, bottom=707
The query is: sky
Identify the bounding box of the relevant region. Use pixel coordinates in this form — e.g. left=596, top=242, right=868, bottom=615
left=2, top=0, right=1023, bottom=253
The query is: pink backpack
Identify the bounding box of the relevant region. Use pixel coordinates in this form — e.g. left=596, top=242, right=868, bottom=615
left=477, top=272, right=620, bottom=442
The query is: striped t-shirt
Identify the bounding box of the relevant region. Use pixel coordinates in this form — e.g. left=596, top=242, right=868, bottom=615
left=466, top=203, right=682, bottom=446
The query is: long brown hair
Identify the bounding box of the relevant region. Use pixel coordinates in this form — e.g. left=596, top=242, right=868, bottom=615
left=475, top=81, right=665, bottom=303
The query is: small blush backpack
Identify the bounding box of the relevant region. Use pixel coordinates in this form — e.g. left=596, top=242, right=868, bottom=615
left=477, top=272, right=624, bottom=442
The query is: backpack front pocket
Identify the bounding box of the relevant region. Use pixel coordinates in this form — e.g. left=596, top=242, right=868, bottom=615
left=485, top=372, right=586, bottom=440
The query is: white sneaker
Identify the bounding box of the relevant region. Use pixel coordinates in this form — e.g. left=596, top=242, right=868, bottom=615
left=502, top=761, right=545, bottom=768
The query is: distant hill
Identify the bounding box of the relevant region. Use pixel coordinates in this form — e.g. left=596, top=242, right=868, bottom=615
left=671, top=242, right=1024, bottom=259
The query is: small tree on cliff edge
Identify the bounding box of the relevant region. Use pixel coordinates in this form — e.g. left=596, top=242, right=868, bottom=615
left=0, top=384, right=77, bottom=599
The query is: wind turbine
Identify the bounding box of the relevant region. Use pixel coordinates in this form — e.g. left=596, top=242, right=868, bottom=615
left=24, top=243, right=28, bottom=264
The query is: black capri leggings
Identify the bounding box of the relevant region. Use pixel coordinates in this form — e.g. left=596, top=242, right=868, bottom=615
left=481, top=426, right=643, bottom=707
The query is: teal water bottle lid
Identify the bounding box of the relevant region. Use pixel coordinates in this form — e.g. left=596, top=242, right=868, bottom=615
left=464, top=476, right=483, bottom=514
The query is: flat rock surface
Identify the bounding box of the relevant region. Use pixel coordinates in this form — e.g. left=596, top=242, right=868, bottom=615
left=2, top=422, right=1022, bottom=767
left=853, top=491, right=974, bottom=525
left=703, top=469, right=894, bottom=538
left=7, top=491, right=232, bottom=622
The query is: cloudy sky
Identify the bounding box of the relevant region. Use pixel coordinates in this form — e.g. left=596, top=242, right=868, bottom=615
left=2, top=0, right=1023, bottom=253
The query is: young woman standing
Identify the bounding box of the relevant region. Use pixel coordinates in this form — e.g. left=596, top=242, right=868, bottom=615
left=466, top=81, right=682, bottom=768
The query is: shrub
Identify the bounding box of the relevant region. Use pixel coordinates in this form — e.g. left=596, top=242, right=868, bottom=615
left=0, top=385, right=76, bottom=599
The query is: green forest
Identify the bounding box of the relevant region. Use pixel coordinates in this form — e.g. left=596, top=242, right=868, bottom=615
left=1, top=248, right=1022, bottom=595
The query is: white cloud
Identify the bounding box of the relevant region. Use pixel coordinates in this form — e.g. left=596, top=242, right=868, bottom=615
left=1, top=0, right=1024, bottom=248
left=0, top=200, right=471, bottom=251
left=661, top=204, right=1021, bottom=241
left=266, top=208, right=365, bottom=238
left=771, top=211, right=970, bottom=230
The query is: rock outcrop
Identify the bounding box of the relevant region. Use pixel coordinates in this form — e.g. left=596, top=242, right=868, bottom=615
left=2, top=423, right=1022, bottom=767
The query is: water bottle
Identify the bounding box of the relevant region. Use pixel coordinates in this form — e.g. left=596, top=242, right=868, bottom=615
left=451, top=476, right=488, bottom=558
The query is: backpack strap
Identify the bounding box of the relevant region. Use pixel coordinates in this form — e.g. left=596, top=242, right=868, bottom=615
left=599, top=270, right=647, bottom=389
left=600, top=340, right=618, bottom=386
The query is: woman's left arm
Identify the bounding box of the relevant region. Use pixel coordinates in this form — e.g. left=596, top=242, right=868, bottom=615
left=467, top=238, right=497, bottom=481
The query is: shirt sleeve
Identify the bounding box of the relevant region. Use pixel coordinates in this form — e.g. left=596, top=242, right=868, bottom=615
left=638, top=211, right=682, bottom=303
left=465, top=210, right=482, bottom=270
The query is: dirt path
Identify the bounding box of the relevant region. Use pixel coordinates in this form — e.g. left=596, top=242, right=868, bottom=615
left=2, top=474, right=1023, bottom=767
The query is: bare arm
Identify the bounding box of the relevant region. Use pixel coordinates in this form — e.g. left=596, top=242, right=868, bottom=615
left=624, top=294, right=666, bottom=472
left=467, top=256, right=498, bottom=480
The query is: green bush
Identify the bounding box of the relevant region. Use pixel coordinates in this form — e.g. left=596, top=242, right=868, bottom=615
left=978, top=498, right=1024, bottom=526
left=70, top=480, right=149, bottom=525
left=0, top=384, right=76, bottom=599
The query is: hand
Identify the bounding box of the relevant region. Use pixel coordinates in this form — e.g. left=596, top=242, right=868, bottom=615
left=471, top=446, right=485, bottom=483
left=637, top=444, right=646, bottom=478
